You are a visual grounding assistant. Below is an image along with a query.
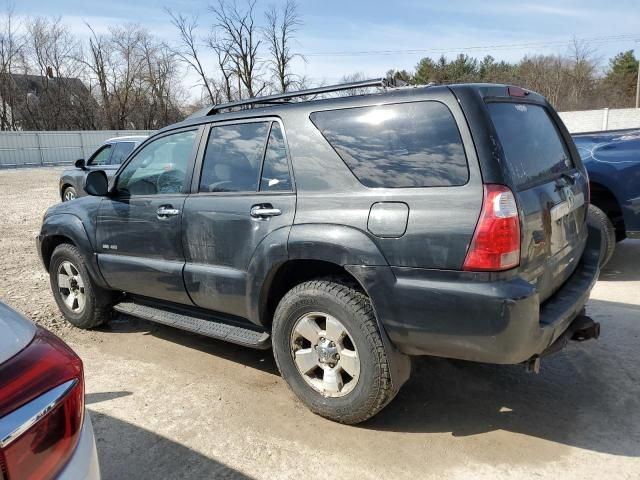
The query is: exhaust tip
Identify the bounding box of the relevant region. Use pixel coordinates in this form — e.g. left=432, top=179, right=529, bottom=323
left=571, top=315, right=600, bottom=342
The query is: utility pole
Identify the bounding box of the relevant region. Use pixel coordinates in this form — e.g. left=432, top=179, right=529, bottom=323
left=636, top=55, right=640, bottom=108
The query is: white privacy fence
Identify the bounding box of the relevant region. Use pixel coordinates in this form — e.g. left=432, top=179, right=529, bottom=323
left=0, top=130, right=154, bottom=168
left=558, top=108, right=640, bottom=133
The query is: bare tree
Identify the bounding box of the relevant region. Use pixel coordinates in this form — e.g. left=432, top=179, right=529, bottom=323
left=165, top=9, right=216, bottom=104
left=264, top=0, right=301, bottom=93
left=205, top=31, right=234, bottom=103
left=83, top=23, right=114, bottom=128
left=211, top=0, right=264, bottom=98
left=0, top=3, right=24, bottom=130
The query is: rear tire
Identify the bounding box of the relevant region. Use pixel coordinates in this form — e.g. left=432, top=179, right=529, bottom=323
left=272, top=279, right=396, bottom=424
left=50, top=243, right=113, bottom=329
left=587, top=204, right=615, bottom=268
left=62, top=186, right=77, bottom=202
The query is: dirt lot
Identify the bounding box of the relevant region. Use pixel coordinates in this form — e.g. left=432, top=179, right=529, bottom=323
left=1, top=167, right=639, bottom=479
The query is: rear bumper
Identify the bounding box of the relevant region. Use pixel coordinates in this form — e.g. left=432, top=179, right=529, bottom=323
left=347, top=230, right=601, bottom=364
left=57, top=412, right=100, bottom=480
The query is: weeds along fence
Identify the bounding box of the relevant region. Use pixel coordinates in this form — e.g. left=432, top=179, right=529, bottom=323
left=0, top=130, right=154, bottom=169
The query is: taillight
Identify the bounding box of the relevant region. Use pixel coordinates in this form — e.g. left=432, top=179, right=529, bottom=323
left=0, top=328, right=84, bottom=480
left=463, top=184, right=521, bottom=271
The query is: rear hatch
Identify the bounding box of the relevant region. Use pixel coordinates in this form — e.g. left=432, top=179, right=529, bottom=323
left=487, top=100, right=588, bottom=302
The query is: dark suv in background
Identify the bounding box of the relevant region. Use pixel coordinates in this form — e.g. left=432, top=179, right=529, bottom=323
left=572, top=129, right=640, bottom=266
left=38, top=80, right=601, bottom=424
left=59, top=135, right=147, bottom=201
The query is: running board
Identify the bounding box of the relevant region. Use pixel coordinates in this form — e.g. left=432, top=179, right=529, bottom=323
left=113, top=301, right=271, bottom=349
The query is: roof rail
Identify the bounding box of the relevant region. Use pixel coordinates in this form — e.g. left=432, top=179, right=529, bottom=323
left=188, top=78, right=389, bottom=119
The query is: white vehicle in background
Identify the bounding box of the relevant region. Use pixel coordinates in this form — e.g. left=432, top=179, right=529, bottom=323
left=0, top=302, right=100, bottom=480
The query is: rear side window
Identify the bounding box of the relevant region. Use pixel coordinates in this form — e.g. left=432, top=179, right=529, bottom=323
left=110, top=142, right=136, bottom=165
left=310, top=101, right=468, bottom=188
left=260, top=123, right=292, bottom=192
left=487, top=103, right=572, bottom=188
left=199, top=122, right=269, bottom=193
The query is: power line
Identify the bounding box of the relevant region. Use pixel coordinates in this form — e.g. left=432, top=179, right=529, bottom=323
left=301, top=34, right=640, bottom=57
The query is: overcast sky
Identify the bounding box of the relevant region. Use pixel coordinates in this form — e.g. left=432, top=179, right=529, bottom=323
left=13, top=0, right=640, bottom=96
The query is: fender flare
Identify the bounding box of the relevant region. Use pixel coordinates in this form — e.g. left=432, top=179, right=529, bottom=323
left=247, top=223, right=412, bottom=391
left=39, top=214, right=109, bottom=289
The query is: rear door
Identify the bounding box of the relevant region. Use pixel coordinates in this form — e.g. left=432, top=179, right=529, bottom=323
left=487, top=101, right=588, bottom=301
left=182, top=119, right=296, bottom=320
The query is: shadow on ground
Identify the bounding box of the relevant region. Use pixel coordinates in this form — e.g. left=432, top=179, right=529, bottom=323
left=98, top=314, right=279, bottom=376
left=361, top=297, right=640, bottom=457
left=599, top=239, right=640, bottom=281
left=91, top=409, right=255, bottom=480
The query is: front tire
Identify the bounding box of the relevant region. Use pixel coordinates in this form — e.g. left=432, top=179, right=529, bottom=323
left=587, top=204, right=615, bottom=268
left=50, top=243, right=113, bottom=329
left=62, top=186, right=77, bottom=202
left=272, top=279, right=395, bottom=424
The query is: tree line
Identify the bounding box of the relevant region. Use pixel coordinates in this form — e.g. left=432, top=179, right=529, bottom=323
left=0, top=0, right=637, bottom=131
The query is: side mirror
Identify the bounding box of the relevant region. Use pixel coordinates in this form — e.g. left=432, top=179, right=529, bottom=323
left=84, top=170, right=109, bottom=197
left=75, top=158, right=86, bottom=170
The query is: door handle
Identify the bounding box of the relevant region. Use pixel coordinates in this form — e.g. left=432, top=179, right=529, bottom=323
left=157, top=206, right=181, bottom=218
left=250, top=205, right=282, bottom=218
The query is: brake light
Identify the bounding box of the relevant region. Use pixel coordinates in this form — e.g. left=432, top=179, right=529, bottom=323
left=507, top=86, right=528, bottom=97
left=0, top=328, right=84, bottom=480
left=463, top=184, right=521, bottom=271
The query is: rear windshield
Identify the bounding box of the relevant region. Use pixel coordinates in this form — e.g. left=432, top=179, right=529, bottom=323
left=310, top=101, right=469, bottom=188
left=487, top=103, right=572, bottom=188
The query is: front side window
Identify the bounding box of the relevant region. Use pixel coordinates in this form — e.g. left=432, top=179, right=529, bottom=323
left=88, top=145, right=112, bottom=166
left=260, top=123, right=292, bottom=191
left=310, top=101, right=469, bottom=188
left=117, top=130, right=196, bottom=196
left=110, top=142, right=136, bottom=165
left=199, top=122, right=269, bottom=193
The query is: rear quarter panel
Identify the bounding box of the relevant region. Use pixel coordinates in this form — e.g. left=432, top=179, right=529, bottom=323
left=284, top=88, right=483, bottom=269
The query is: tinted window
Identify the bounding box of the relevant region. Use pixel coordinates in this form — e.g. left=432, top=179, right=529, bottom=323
left=88, top=145, right=111, bottom=166
left=488, top=103, right=572, bottom=188
left=260, top=123, right=292, bottom=191
left=117, top=130, right=196, bottom=195
left=199, top=122, right=269, bottom=193
left=310, top=101, right=468, bottom=188
left=110, top=142, right=136, bottom=165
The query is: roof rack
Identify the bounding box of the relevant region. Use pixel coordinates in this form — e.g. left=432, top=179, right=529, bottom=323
left=188, top=78, right=389, bottom=119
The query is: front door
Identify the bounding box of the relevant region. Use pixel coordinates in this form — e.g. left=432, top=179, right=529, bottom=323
left=182, top=120, right=296, bottom=319
left=96, top=128, right=201, bottom=305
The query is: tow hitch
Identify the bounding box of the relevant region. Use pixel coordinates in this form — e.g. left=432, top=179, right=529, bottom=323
left=525, top=312, right=601, bottom=374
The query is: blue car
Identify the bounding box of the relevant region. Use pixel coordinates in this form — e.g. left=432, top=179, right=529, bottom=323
left=572, top=129, right=640, bottom=265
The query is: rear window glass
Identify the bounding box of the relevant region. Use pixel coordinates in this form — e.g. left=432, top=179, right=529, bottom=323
left=487, top=103, right=572, bottom=188
left=310, top=101, right=469, bottom=188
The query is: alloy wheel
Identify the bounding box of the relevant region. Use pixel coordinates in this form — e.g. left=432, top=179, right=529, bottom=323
left=290, top=312, right=360, bottom=397
left=57, top=261, right=86, bottom=313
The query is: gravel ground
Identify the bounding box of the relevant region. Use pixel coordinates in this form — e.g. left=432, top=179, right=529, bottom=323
left=1, top=167, right=639, bottom=479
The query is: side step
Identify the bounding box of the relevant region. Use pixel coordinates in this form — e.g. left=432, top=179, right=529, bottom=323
left=113, top=301, right=271, bottom=349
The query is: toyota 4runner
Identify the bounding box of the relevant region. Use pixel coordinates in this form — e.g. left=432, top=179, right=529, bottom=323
left=37, top=80, right=602, bottom=424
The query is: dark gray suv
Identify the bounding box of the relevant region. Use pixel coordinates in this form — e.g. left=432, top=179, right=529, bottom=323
left=37, top=80, right=602, bottom=424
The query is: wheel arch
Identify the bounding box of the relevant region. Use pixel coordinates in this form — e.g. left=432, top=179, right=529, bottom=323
left=39, top=214, right=109, bottom=288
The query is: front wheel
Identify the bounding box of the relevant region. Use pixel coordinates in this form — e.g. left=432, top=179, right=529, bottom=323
left=272, top=279, right=396, bottom=424
left=50, top=243, right=113, bottom=329
left=62, top=186, right=77, bottom=202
